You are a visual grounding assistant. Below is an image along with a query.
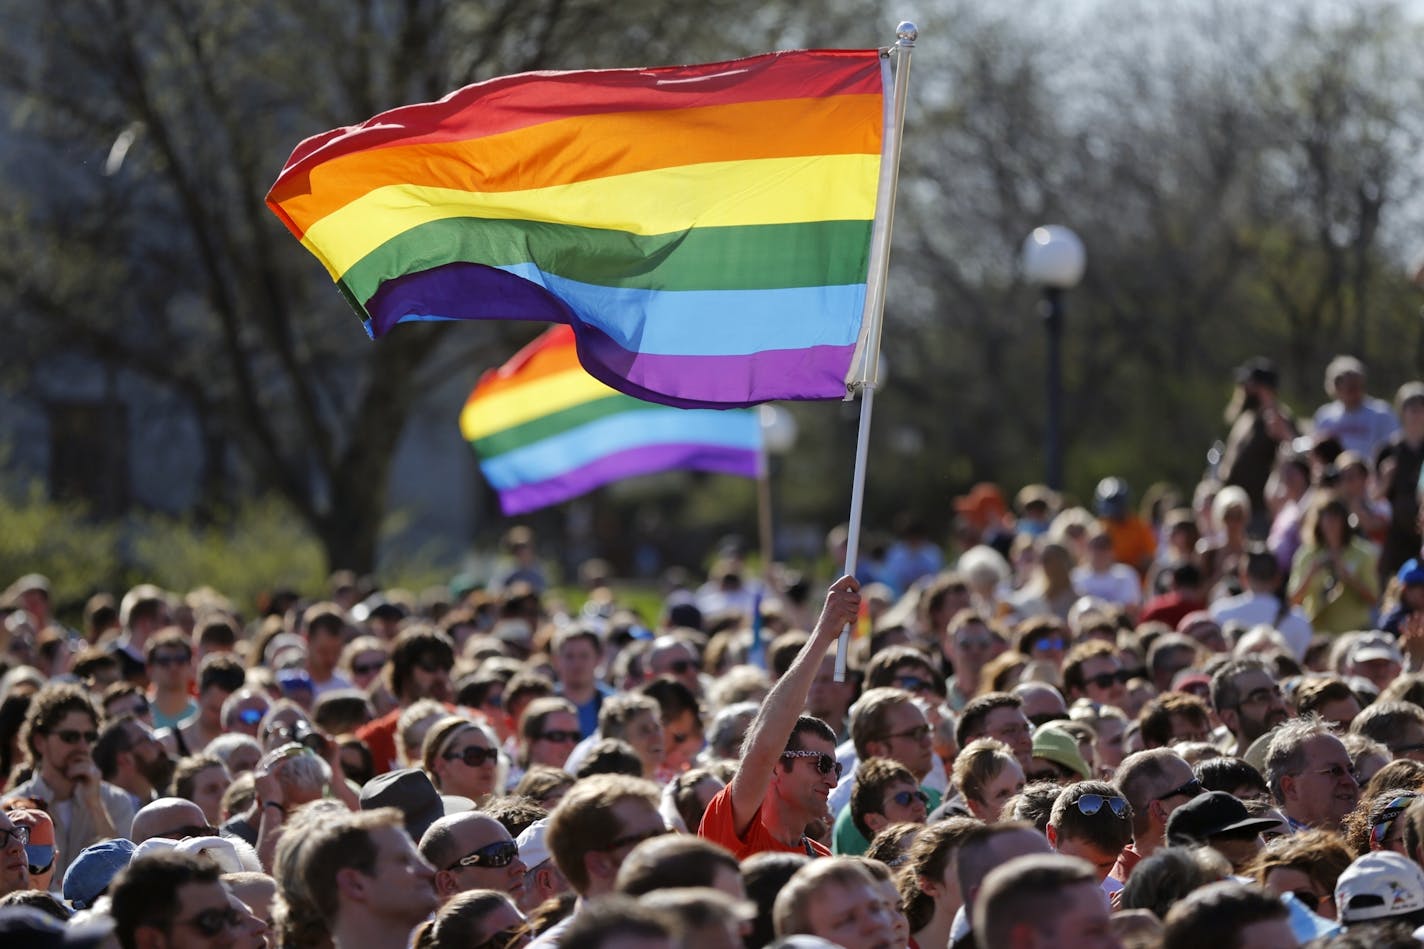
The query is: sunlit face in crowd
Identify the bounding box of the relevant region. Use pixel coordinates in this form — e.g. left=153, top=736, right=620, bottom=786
left=527, top=711, right=581, bottom=769
left=623, top=710, right=666, bottom=777
left=971, top=758, right=1025, bottom=822
left=660, top=708, right=704, bottom=773
left=775, top=734, right=839, bottom=824
left=800, top=876, right=898, bottom=949
left=436, top=726, right=500, bottom=801
left=981, top=707, right=1034, bottom=769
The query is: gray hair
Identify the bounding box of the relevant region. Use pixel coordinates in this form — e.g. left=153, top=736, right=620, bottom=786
left=706, top=701, right=759, bottom=761
left=206, top=733, right=263, bottom=768
left=1263, top=715, right=1336, bottom=803
left=274, top=746, right=332, bottom=798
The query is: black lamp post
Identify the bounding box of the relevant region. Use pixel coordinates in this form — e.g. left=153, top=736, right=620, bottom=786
left=1021, top=225, right=1086, bottom=491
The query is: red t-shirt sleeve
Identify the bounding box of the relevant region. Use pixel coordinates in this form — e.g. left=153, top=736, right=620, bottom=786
left=697, top=784, right=746, bottom=850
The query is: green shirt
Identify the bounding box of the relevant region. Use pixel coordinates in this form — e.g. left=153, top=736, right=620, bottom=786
left=831, top=784, right=942, bottom=855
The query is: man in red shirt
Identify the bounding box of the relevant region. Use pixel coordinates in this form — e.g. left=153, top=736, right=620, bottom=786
left=355, top=627, right=456, bottom=773
left=699, top=576, right=860, bottom=859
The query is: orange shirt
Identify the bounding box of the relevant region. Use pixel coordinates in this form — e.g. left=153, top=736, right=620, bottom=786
left=697, top=784, right=830, bottom=860
left=1103, top=516, right=1157, bottom=574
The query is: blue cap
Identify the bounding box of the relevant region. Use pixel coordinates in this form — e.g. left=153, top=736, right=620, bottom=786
left=63, top=838, right=136, bottom=910
left=1397, top=559, right=1424, bottom=587
left=276, top=668, right=314, bottom=693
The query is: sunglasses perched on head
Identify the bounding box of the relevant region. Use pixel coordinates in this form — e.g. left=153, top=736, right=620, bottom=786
left=781, top=750, right=844, bottom=777
left=448, top=839, right=519, bottom=871
left=1074, top=794, right=1130, bottom=818
left=444, top=746, right=500, bottom=767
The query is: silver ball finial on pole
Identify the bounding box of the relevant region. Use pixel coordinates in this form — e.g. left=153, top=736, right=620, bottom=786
left=896, top=22, right=918, bottom=46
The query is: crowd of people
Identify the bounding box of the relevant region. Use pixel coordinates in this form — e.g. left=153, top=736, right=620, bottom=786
left=0, top=353, right=1421, bottom=949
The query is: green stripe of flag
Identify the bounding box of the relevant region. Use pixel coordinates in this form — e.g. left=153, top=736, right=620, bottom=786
left=343, top=218, right=872, bottom=304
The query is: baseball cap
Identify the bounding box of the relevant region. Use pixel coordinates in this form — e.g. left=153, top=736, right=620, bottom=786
left=1348, top=633, right=1403, bottom=666
left=63, top=838, right=136, bottom=910
left=1335, top=851, right=1424, bottom=923
left=1397, top=559, right=1424, bottom=587
left=515, top=816, right=553, bottom=869
left=1165, top=791, right=1281, bottom=846
left=359, top=768, right=446, bottom=843
left=1030, top=724, right=1092, bottom=781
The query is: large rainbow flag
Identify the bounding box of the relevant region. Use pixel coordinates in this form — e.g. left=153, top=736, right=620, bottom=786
left=266, top=49, right=888, bottom=409
left=462, top=325, right=762, bottom=514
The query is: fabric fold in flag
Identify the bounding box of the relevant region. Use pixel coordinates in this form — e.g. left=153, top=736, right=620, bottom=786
left=268, top=48, right=888, bottom=408
left=462, top=325, right=762, bottom=515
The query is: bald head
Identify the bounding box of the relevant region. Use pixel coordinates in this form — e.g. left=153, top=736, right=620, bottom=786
left=956, top=823, right=1053, bottom=910
left=418, top=811, right=512, bottom=872
left=131, top=797, right=210, bottom=842
left=1013, top=683, right=1068, bottom=724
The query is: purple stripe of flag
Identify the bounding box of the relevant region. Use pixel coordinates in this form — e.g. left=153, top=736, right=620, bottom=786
left=361, top=264, right=856, bottom=408
left=497, top=442, right=760, bottom=515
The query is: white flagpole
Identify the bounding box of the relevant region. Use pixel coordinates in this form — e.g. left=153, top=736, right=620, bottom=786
left=835, top=21, right=917, bottom=682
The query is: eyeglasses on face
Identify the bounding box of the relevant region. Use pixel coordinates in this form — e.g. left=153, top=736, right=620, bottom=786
left=237, top=707, right=265, bottom=727
left=1312, top=764, right=1356, bottom=782
left=1153, top=778, right=1203, bottom=802
left=414, top=660, right=450, bottom=675
left=536, top=730, right=581, bottom=745
left=149, top=653, right=190, bottom=668
left=781, top=749, right=844, bottom=777
left=51, top=729, right=99, bottom=745
left=889, top=789, right=930, bottom=808
left=603, top=825, right=669, bottom=853
left=176, top=907, right=246, bottom=937
left=1074, top=794, right=1129, bottom=818
left=0, top=825, right=29, bottom=849
left=26, top=842, right=54, bottom=874
left=880, top=724, right=932, bottom=743
left=893, top=675, right=936, bottom=694
left=1033, top=637, right=1066, bottom=652
left=351, top=659, right=386, bottom=676
left=445, top=745, right=500, bottom=767
left=1085, top=670, right=1130, bottom=689
left=1238, top=686, right=1283, bottom=706
left=448, top=839, right=519, bottom=870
